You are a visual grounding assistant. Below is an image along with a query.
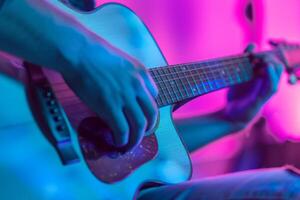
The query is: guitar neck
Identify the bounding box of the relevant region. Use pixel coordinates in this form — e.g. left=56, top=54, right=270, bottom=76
left=152, top=49, right=283, bottom=107
left=43, top=49, right=284, bottom=125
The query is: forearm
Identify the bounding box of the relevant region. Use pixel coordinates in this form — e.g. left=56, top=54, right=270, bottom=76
left=0, top=0, right=98, bottom=72
left=174, top=110, right=246, bottom=152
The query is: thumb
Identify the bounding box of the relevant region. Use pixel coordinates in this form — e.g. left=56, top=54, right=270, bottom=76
left=244, top=43, right=256, bottom=53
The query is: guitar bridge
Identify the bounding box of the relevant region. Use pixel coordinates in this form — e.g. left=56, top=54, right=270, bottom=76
left=25, top=62, right=79, bottom=165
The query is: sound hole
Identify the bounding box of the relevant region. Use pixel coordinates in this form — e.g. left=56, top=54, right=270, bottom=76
left=78, top=117, right=158, bottom=183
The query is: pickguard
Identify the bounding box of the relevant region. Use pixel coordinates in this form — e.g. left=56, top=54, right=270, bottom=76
left=78, top=117, right=158, bottom=183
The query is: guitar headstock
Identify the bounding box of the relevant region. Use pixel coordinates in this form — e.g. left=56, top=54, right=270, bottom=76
left=270, top=39, right=300, bottom=84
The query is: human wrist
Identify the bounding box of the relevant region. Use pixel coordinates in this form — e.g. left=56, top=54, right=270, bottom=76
left=217, top=108, right=249, bottom=132
left=52, top=25, right=89, bottom=74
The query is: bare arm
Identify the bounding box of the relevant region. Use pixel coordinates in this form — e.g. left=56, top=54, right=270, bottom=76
left=0, top=0, right=158, bottom=149
left=175, top=54, right=283, bottom=152
left=0, top=0, right=87, bottom=72
left=175, top=110, right=244, bottom=152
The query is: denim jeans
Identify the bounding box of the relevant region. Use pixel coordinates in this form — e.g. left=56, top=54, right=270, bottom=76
left=138, top=166, right=300, bottom=200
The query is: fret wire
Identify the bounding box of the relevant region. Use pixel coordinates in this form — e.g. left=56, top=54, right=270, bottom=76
left=55, top=61, right=248, bottom=96
left=160, top=77, right=176, bottom=103
left=151, top=54, right=250, bottom=72
left=55, top=69, right=250, bottom=108
left=181, top=65, right=194, bottom=97
left=52, top=51, right=277, bottom=109
left=239, top=63, right=248, bottom=82
left=195, top=66, right=206, bottom=93
left=152, top=60, right=249, bottom=81
left=54, top=59, right=255, bottom=108
left=151, top=53, right=252, bottom=73
left=229, top=64, right=238, bottom=84
left=52, top=62, right=252, bottom=100
left=159, top=76, right=182, bottom=102
left=52, top=49, right=278, bottom=93
left=234, top=64, right=242, bottom=81
left=150, top=49, right=277, bottom=81
left=166, top=67, right=179, bottom=101
left=159, top=67, right=241, bottom=106
left=169, top=78, right=181, bottom=101
left=215, top=67, right=224, bottom=88
left=176, top=68, right=189, bottom=98
left=52, top=66, right=245, bottom=96
left=173, top=68, right=185, bottom=99
left=52, top=59, right=253, bottom=91
left=187, top=64, right=199, bottom=94
left=230, top=66, right=238, bottom=84
left=173, top=49, right=275, bottom=70
left=209, top=65, right=219, bottom=90
left=202, top=64, right=212, bottom=92
left=241, top=64, right=248, bottom=81
left=190, top=64, right=201, bottom=94
left=173, top=67, right=186, bottom=100
left=208, top=65, right=217, bottom=90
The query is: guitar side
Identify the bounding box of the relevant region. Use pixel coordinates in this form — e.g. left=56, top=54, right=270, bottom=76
left=0, top=3, right=191, bottom=200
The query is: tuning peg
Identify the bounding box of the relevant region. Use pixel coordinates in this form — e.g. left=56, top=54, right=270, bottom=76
left=269, top=39, right=287, bottom=47
left=269, top=40, right=279, bottom=47
left=288, top=74, right=298, bottom=85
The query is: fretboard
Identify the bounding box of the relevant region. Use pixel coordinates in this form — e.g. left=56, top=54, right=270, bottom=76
left=47, top=49, right=283, bottom=125
left=151, top=49, right=283, bottom=107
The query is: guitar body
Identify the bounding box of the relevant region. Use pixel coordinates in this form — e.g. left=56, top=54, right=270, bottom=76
left=0, top=3, right=191, bottom=200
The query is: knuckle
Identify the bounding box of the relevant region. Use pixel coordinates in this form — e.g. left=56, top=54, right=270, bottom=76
left=277, top=64, right=284, bottom=73
left=136, top=64, right=147, bottom=72
left=115, top=121, right=129, bottom=138
left=106, top=99, right=121, bottom=112
left=136, top=116, right=147, bottom=131
left=117, top=126, right=129, bottom=137
left=148, top=104, right=158, bottom=120
left=131, top=75, right=142, bottom=87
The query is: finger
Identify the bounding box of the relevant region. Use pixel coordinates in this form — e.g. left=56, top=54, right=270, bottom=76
left=259, top=63, right=279, bottom=100
left=253, top=54, right=277, bottom=76
left=244, top=43, right=256, bottom=53
left=261, top=54, right=283, bottom=76
left=100, top=108, right=129, bottom=147
left=137, top=89, right=158, bottom=133
left=124, top=98, right=147, bottom=150
left=138, top=66, right=159, bottom=98
left=68, top=0, right=96, bottom=11
left=274, top=62, right=284, bottom=77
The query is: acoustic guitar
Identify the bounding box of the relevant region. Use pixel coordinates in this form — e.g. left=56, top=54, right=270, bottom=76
left=0, top=2, right=300, bottom=200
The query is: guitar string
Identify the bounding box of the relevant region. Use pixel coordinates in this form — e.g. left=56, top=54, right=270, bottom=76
left=51, top=63, right=250, bottom=99
left=149, top=49, right=281, bottom=82
left=151, top=63, right=251, bottom=86
left=57, top=66, right=252, bottom=117
left=51, top=64, right=252, bottom=103
left=149, top=49, right=280, bottom=72
left=51, top=60, right=253, bottom=92
left=46, top=49, right=286, bottom=118
left=52, top=71, right=251, bottom=105
left=55, top=69, right=250, bottom=110
left=49, top=49, right=270, bottom=87
left=51, top=47, right=279, bottom=90
left=51, top=50, right=280, bottom=109
left=61, top=73, right=247, bottom=117
left=63, top=71, right=246, bottom=115
left=150, top=62, right=248, bottom=81
left=50, top=49, right=282, bottom=94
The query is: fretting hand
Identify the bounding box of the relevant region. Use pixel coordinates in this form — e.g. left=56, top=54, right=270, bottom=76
left=62, top=39, right=158, bottom=149
left=223, top=44, right=284, bottom=126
